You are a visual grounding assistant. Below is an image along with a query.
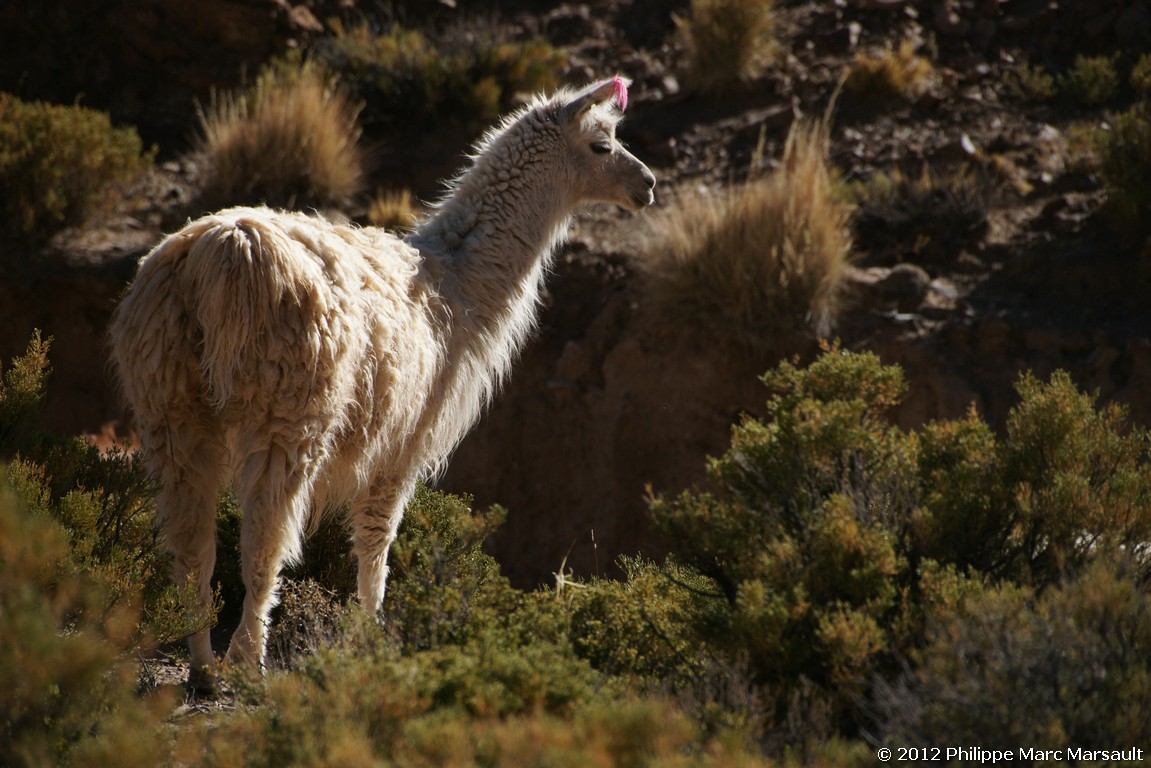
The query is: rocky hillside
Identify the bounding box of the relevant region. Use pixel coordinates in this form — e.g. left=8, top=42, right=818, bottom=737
left=3, top=0, right=1151, bottom=587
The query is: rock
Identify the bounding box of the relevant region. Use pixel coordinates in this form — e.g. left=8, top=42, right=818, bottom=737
left=878, top=264, right=933, bottom=311
left=934, top=1, right=972, bottom=36
left=976, top=316, right=1014, bottom=358
left=545, top=5, right=595, bottom=46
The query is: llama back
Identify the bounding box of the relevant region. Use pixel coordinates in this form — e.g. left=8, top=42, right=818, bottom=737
left=111, top=207, right=446, bottom=490
left=181, top=209, right=331, bottom=409
left=114, top=208, right=363, bottom=417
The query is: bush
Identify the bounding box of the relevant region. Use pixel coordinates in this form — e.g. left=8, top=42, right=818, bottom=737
left=0, top=94, right=152, bottom=242
left=0, top=473, right=169, bottom=768
left=1, top=333, right=206, bottom=647
left=850, top=163, right=990, bottom=263
left=641, top=119, right=851, bottom=342
left=568, top=556, right=727, bottom=692
left=250, top=485, right=522, bottom=668
left=844, top=40, right=935, bottom=101
left=913, top=411, right=1010, bottom=575
left=196, top=58, right=364, bottom=210
left=180, top=641, right=718, bottom=768
left=675, top=0, right=776, bottom=91
left=9, top=331, right=1151, bottom=762
left=315, top=20, right=564, bottom=135
left=999, top=371, right=1151, bottom=584
left=1097, top=101, right=1151, bottom=246
left=633, top=345, right=1151, bottom=741
left=383, top=487, right=520, bottom=653
left=915, top=372, right=1151, bottom=587
left=646, top=345, right=916, bottom=728
left=878, top=560, right=1151, bottom=748
left=1008, top=61, right=1057, bottom=102
left=654, top=345, right=914, bottom=599
left=1059, top=54, right=1120, bottom=107
left=0, top=329, right=51, bottom=457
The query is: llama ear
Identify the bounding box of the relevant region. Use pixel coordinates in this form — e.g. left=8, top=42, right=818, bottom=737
left=560, top=76, right=629, bottom=123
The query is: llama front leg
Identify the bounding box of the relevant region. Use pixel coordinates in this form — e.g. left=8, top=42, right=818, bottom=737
left=350, top=479, right=416, bottom=614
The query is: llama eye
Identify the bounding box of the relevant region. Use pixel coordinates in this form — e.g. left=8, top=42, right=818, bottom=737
left=590, top=141, right=612, bottom=155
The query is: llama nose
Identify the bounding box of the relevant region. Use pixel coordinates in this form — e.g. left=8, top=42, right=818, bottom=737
left=642, top=167, right=656, bottom=191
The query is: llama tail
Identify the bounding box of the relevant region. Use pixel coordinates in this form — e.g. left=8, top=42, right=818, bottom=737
left=181, top=211, right=318, bottom=409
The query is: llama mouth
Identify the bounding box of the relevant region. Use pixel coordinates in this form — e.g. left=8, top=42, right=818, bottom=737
left=629, top=188, right=655, bottom=209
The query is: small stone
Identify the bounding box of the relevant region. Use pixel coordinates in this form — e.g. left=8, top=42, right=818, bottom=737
left=877, top=263, right=932, bottom=311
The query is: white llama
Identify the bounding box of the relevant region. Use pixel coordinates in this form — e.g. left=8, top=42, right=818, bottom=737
left=109, top=77, right=654, bottom=688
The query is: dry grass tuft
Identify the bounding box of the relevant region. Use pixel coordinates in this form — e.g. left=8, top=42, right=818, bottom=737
left=676, top=0, right=776, bottom=91
left=366, top=188, right=419, bottom=232
left=641, top=118, right=852, bottom=342
left=851, top=163, right=991, bottom=262
left=196, top=59, right=364, bottom=210
left=845, top=40, right=936, bottom=101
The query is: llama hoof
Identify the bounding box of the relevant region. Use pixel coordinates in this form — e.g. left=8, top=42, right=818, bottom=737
left=185, top=665, right=220, bottom=698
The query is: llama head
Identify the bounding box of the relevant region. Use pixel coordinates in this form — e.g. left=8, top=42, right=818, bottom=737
left=552, top=77, right=656, bottom=211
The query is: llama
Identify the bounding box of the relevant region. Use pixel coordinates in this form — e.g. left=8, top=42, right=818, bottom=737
left=109, top=77, right=654, bottom=688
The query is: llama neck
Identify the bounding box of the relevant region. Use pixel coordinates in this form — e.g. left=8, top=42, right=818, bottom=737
left=408, top=150, right=572, bottom=352
left=403, top=139, right=573, bottom=448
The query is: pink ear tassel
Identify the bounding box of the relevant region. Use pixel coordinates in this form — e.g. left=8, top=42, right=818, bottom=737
left=611, top=75, right=629, bottom=112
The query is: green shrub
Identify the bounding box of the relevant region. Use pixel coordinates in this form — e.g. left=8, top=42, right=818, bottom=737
left=0, top=329, right=51, bottom=457
left=6, top=451, right=207, bottom=646
left=878, top=560, right=1151, bottom=748
left=675, top=0, right=776, bottom=91
left=1000, top=371, right=1151, bottom=584
left=913, top=411, right=1011, bottom=575
left=1132, top=53, right=1151, bottom=97
left=913, top=371, right=1151, bottom=586
left=0, top=473, right=169, bottom=768
left=1008, top=61, right=1057, bottom=102
left=645, top=345, right=916, bottom=728
left=1097, top=101, right=1151, bottom=246
left=567, top=556, right=727, bottom=692
left=1059, top=54, right=1120, bottom=107
left=0, top=94, right=152, bottom=241
left=315, top=21, right=564, bottom=135
left=383, top=487, right=520, bottom=652
left=181, top=642, right=721, bottom=768
left=244, top=485, right=521, bottom=668
left=1, top=333, right=206, bottom=646
left=9, top=329, right=1151, bottom=762
left=635, top=345, right=1151, bottom=741
left=653, top=344, right=914, bottom=597
left=196, top=58, right=364, bottom=210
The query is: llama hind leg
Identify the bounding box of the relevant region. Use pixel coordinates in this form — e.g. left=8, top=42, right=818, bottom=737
left=225, top=444, right=313, bottom=669
left=162, top=483, right=222, bottom=688
left=145, top=423, right=226, bottom=690
left=350, top=478, right=417, bottom=614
